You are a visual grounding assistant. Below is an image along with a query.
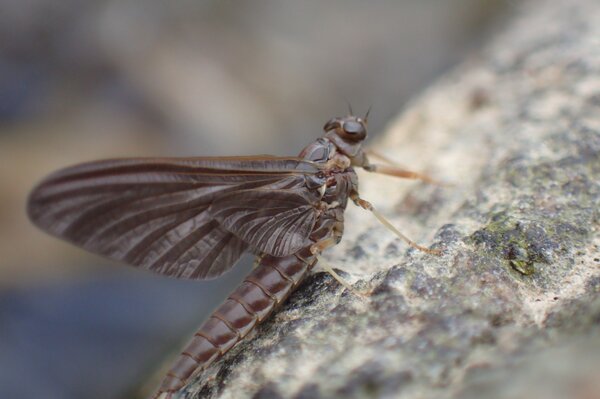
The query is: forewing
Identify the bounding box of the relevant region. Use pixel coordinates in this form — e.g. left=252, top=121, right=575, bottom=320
left=27, top=156, right=318, bottom=279
left=209, top=189, right=318, bottom=257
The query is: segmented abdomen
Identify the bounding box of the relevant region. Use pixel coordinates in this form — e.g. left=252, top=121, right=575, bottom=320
left=152, top=250, right=315, bottom=398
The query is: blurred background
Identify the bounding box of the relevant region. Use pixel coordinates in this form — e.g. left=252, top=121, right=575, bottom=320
left=0, top=1, right=511, bottom=398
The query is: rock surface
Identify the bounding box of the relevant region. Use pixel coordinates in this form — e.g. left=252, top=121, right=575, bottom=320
left=173, top=0, right=600, bottom=398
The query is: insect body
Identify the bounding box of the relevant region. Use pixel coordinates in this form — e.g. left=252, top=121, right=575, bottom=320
left=27, top=114, right=438, bottom=398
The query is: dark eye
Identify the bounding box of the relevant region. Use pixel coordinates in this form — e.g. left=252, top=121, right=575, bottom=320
left=343, top=121, right=363, bottom=135
left=341, top=120, right=366, bottom=141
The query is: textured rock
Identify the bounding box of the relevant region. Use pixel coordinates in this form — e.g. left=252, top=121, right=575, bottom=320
left=173, top=0, right=600, bottom=398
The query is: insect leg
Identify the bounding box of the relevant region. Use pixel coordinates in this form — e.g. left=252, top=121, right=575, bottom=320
left=252, top=253, right=265, bottom=269
left=351, top=194, right=441, bottom=255
left=365, top=149, right=405, bottom=167
left=310, top=238, right=367, bottom=298
left=315, top=254, right=368, bottom=298
left=310, top=237, right=338, bottom=254
left=362, top=162, right=447, bottom=186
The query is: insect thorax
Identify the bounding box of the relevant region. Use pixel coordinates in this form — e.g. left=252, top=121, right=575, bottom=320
left=299, top=137, right=358, bottom=212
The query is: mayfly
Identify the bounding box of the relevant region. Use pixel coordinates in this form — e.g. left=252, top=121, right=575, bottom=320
left=27, top=112, right=441, bottom=398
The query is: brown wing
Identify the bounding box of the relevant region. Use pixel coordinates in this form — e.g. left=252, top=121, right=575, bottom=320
left=27, top=156, right=319, bottom=280
left=209, top=189, right=318, bottom=257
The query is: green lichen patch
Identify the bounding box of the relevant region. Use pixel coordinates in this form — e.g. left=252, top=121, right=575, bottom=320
left=467, top=124, right=598, bottom=283
left=469, top=210, right=564, bottom=277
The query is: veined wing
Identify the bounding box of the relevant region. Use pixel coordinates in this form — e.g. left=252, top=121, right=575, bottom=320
left=27, top=156, right=320, bottom=280
left=210, top=189, right=318, bottom=257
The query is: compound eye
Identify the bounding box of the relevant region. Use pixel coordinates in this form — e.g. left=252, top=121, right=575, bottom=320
left=343, top=121, right=362, bottom=134
left=342, top=120, right=366, bottom=139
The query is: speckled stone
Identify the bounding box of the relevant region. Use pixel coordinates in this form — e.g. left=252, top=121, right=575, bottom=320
left=172, top=0, right=600, bottom=398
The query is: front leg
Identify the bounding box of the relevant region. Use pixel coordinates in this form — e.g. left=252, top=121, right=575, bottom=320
left=363, top=163, right=444, bottom=185
left=356, top=152, right=446, bottom=185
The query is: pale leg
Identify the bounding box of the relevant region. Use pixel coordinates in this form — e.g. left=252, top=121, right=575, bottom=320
left=351, top=194, right=441, bottom=255
left=310, top=238, right=368, bottom=298
left=363, top=163, right=447, bottom=186
left=252, top=253, right=265, bottom=269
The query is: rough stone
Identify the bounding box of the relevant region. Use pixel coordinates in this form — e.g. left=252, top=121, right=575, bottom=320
left=171, top=0, right=600, bottom=398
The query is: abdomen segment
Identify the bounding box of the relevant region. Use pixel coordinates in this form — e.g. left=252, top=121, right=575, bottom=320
left=152, top=252, right=315, bottom=398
